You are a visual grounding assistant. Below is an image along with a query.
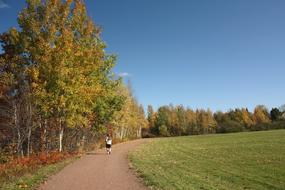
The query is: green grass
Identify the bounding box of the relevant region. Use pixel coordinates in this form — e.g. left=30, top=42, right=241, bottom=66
left=1, top=156, right=78, bottom=190
left=129, top=130, right=285, bottom=190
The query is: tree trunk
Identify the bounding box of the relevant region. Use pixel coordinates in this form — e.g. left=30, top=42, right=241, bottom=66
left=44, top=119, right=48, bottom=153
left=26, top=102, right=33, bottom=157
left=79, top=134, right=85, bottom=152
left=27, top=126, right=31, bottom=157
left=137, top=126, right=141, bottom=138
left=119, top=127, right=124, bottom=140
left=59, top=129, right=63, bottom=152
left=59, top=120, right=64, bottom=152
left=17, top=127, right=23, bottom=157
left=14, top=101, right=23, bottom=157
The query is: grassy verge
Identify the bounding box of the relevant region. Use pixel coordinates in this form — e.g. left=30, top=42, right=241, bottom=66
left=0, top=155, right=79, bottom=190
left=129, top=130, right=285, bottom=190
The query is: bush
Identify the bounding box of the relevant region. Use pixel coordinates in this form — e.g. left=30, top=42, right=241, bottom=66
left=0, top=152, right=10, bottom=164
left=251, top=120, right=285, bottom=131
left=217, top=120, right=245, bottom=133
left=141, top=128, right=156, bottom=138
left=159, top=125, right=170, bottom=137
left=0, top=151, right=77, bottom=185
left=270, top=120, right=285, bottom=129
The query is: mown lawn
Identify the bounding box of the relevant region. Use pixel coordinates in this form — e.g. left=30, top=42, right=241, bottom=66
left=129, top=130, right=285, bottom=190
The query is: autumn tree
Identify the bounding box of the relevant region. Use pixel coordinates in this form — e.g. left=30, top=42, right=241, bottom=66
left=111, top=83, right=147, bottom=140
left=175, top=105, right=187, bottom=135
left=147, top=105, right=155, bottom=129
left=0, top=29, right=34, bottom=156
left=185, top=108, right=197, bottom=135
left=0, top=0, right=123, bottom=155
left=241, top=108, right=254, bottom=128
left=253, top=105, right=271, bottom=125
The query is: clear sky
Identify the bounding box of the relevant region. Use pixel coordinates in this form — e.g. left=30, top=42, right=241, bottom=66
left=1, top=0, right=284, bottom=112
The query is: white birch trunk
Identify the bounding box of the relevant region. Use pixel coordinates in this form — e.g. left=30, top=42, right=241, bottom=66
left=14, top=102, right=23, bottom=157
left=27, top=126, right=31, bottom=156
left=27, top=103, right=32, bottom=156
left=59, top=120, right=64, bottom=152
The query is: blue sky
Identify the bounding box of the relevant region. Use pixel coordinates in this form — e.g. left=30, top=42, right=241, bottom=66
left=0, top=0, right=284, bottom=112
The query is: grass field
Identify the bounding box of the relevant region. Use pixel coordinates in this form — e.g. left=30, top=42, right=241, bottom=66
left=129, top=130, right=285, bottom=190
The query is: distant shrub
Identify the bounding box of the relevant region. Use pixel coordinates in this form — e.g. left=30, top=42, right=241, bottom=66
left=270, top=120, right=285, bottom=129
left=159, top=125, right=170, bottom=137
left=217, top=120, right=245, bottom=133
left=142, top=127, right=159, bottom=138
left=251, top=120, right=285, bottom=131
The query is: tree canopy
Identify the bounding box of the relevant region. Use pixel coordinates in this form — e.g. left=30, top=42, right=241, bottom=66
left=0, top=0, right=146, bottom=156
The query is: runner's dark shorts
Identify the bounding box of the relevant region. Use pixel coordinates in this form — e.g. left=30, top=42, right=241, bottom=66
left=106, top=144, right=111, bottom=148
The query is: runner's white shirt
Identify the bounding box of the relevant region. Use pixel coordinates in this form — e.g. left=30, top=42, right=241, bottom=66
left=106, top=139, right=112, bottom=145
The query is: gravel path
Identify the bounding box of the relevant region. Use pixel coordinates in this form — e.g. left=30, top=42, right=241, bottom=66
left=39, top=139, right=148, bottom=190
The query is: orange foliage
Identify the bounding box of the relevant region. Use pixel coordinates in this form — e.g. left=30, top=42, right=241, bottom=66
left=0, top=152, right=77, bottom=174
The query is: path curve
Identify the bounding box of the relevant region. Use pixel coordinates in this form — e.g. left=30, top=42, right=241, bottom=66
left=39, top=139, right=149, bottom=190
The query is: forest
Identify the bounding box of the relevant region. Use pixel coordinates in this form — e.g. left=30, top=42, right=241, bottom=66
left=0, top=0, right=147, bottom=161
left=145, top=104, right=285, bottom=137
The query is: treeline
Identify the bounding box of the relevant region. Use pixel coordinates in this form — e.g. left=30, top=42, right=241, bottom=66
left=0, top=0, right=146, bottom=159
left=145, top=104, right=285, bottom=137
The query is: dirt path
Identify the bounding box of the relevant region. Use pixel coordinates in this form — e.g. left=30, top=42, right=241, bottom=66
left=39, top=139, right=149, bottom=190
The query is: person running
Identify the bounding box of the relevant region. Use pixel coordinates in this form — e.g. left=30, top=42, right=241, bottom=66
left=105, top=134, right=112, bottom=154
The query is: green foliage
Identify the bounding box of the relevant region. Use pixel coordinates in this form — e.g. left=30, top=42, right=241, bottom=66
left=270, top=108, right=282, bottom=121
left=216, top=118, right=245, bottom=133
left=130, top=130, right=285, bottom=190
left=93, top=87, right=125, bottom=127
left=158, top=125, right=170, bottom=137
left=155, top=106, right=170, bottom=133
